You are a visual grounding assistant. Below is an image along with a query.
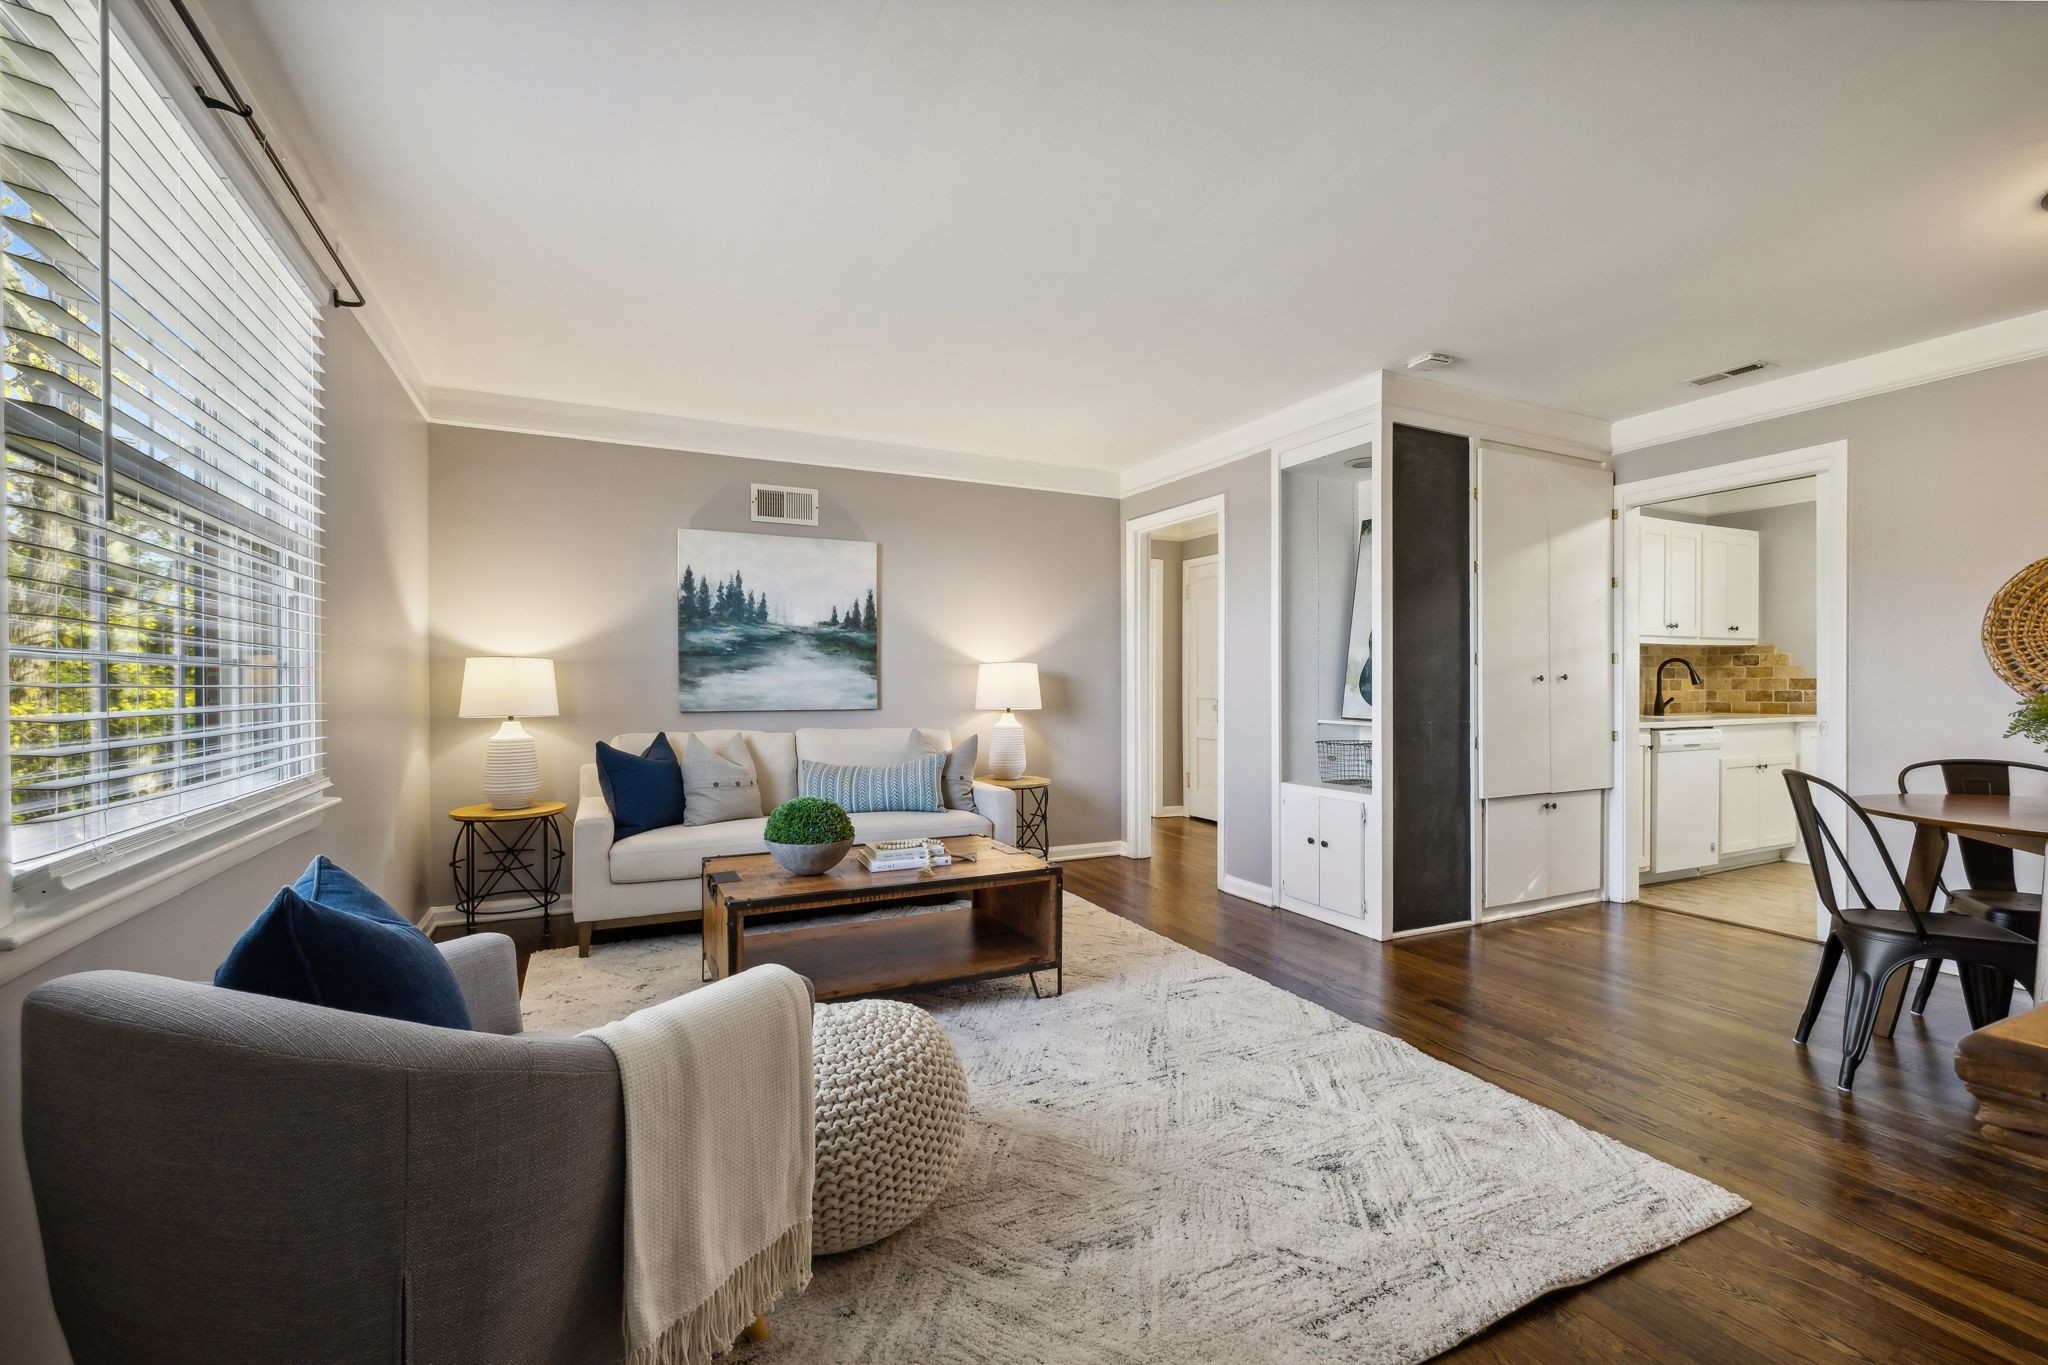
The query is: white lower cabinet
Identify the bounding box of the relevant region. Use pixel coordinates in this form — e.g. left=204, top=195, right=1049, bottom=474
left=1279, top=784, right=1372, bottom=919
left=1719, top=751, right=1797, bottom=857
left=1483, top=791, right=1603, bottom=911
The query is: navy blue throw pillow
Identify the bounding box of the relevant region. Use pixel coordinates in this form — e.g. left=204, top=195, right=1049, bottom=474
left=595, top=732, right=688, bottom=839
left=214, top=856, right=472, bottom=1029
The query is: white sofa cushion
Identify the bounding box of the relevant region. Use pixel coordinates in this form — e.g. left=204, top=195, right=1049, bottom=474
left=608, top=806, right=992, bottom=885
left=797, top=727, right=951, bottom=769
left=606, top=730, right=799, bottom=810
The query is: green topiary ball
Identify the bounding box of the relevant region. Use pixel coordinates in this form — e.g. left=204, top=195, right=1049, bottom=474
left=764, top=796, right=855, bottom=846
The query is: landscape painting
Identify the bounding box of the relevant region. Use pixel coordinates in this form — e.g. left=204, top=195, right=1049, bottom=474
left=677, top=529, right=878, bottom=711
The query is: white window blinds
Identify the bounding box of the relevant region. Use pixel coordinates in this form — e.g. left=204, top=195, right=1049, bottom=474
left=4, top=0, right=324, bottom=877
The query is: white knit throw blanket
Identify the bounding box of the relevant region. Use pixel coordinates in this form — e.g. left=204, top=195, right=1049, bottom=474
left=589, top=965, right=815, bottom=1365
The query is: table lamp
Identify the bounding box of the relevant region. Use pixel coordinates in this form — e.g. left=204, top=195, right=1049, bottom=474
left=459, top=657, right=559, bottom=809
left=975, top=661, right=1041, bottom=780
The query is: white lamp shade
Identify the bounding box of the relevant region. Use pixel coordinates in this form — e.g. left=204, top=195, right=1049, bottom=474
left=975, top=661, right=1042, bottom=711
left=459, top=657, right=559, bottom=718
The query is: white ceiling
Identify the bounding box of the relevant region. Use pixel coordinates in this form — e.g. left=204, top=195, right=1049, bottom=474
left=214, top=0, right=2048, bottom=481
left=1147, top=513, right=1220, bottom=544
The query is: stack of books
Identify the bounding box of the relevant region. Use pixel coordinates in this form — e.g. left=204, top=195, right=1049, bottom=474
left=856, top=838, right=953, bottom=872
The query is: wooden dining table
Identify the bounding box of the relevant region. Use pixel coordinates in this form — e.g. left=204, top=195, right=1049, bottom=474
left=1852, top=792, right=2048, bottom=1037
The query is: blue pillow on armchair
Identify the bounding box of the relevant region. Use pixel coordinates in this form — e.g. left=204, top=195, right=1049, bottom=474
left=214, top=856, right=472, bottom=1029
left=594, top=732, right=688, bottom=839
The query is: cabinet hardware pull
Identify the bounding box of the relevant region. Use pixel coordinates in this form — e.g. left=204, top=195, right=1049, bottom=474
left=1319, top=840, right=1329, bottom=848
left=1534, top=674, right=1546, bottom=682
left=1306, top=837, right=1315, bottom=845
left=1558, top=673, right=1569, bottom=681
left=1667, top=621, right=1679, bottom=629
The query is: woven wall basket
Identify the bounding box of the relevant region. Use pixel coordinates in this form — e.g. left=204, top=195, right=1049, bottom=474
left=1983, top=556, right=2048, bottom=696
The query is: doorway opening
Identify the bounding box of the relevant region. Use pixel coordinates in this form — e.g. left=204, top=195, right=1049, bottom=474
left=1609, top=442, right=1848, bottom=941
left=1123, top=497, right=1227, bottom=887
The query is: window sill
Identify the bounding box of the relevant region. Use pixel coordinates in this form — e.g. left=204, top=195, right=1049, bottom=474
left=0, top=794, right=339, bottom=985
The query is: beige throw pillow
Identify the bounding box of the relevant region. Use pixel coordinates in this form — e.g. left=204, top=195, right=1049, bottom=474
left=911, top=733, right=979, bottom=811
left=681, top=733, right=764, bottom=825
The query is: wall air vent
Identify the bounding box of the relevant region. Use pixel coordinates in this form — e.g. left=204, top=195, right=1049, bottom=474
left=1684, top=361, right=1772, bottom=387
left=751, top=484, right=819, bottom=526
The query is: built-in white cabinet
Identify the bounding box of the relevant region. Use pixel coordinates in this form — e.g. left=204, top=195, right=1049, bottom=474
left=1638, top=516, right=1758, bottom=646
left=1699, top=526, right=1760, bottom=643
left=1279, top=784, right=1372, bottom=920
left=1483, top=792, right=1603, bottom=910
left=1719, top=749, right=1797, bottom=856
left=1638, top=518, right=1700, bottom=640
left=1478, top=447, right=1614, bottom=800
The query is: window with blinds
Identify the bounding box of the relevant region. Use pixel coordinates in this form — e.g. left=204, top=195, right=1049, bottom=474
left=4, top=0, right=324, bottom=880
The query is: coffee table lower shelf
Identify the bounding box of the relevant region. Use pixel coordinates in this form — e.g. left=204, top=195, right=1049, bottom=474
left=739, top=907, right=1056, bottom=1001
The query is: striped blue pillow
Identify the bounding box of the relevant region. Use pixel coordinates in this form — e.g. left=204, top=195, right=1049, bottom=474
left=799, top=753, right=945, bottom=814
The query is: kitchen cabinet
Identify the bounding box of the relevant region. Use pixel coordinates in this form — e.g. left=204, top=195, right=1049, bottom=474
left=1720, top=749, right=1797, bottom=856
left=1638, top=515, right=1759, bottom=646
left=1479, top=447, right=1614, bottom=800
left=1638, top=517, right=1700, bottom=640
left=1699, top=526, right=1760, bottom=643
left=1483, top=791, right=1603, bottom=910
left=1279, top=784, right=1372, bottom=919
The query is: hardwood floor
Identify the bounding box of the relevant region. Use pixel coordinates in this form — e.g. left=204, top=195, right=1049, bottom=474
left=460, top=818, right=2048, bottom=1361
left=1639, top=857, right=1819, bottom=940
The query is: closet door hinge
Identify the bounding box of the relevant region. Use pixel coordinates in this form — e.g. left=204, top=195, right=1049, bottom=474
left=1610, top=508, right=1620, bottom=520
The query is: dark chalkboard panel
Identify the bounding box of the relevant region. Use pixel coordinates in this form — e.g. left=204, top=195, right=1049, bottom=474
left=1389, top=424, right=1472, bottom=931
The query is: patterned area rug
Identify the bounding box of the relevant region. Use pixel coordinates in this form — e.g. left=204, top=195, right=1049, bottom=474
left=522, top=898, right=1745, bottom=1363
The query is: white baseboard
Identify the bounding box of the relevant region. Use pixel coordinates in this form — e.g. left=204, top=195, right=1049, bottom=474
left=1052, top=841, right=1127, bottom=861
left=420, top=894, right=572, bottom=934
left=1154, top=804, right=1187, bottom=818
left=1220, top=874, right=1274, bottom=906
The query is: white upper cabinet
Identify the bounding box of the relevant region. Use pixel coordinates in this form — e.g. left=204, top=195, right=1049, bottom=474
left=1698, top=526, right=1760, bottom=643
left=1479, top=448, right=1615, bottom=800
left=1638, top=518, right=1701, bottom=639
left=1638, top=516, right=1756, bottom=646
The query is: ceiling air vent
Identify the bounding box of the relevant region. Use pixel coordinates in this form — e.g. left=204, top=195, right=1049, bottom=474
left=1684, top=360, right=1772, bottom=388
left=751, top=484, right=819, bottom=526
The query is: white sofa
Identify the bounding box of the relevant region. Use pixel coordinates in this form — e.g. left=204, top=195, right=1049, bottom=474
left=572, top=726, right=1017, bottom=955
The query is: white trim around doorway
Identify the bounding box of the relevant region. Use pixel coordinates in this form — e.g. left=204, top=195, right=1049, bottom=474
left=1606, top=440, right=1848, bottom=936
left=1122, top=496, right=1228, bottom=877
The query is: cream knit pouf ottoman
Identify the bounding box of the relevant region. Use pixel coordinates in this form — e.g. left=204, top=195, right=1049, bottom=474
left=811, top=999, right=971, bottom=1256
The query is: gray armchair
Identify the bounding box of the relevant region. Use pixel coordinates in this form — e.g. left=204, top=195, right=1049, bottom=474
left=21, top=934, right=627, bottom=1365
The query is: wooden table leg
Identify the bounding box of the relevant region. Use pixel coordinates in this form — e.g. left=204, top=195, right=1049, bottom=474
left=1875, top=823, right=1950, bottom=1038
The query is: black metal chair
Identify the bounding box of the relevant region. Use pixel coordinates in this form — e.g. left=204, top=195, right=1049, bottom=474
left=1896, top=760, right=2047, bottom=1017
left=1785, top=770, right=2034, bottom=1091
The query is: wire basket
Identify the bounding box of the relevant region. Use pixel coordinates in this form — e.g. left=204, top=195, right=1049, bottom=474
left=1314, top=739, right=1373, bottom=787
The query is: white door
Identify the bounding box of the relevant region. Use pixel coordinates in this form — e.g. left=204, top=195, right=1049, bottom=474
left=1182, top=556, right=1221, bottom=821
left=1545, top=460, right=1615, bottom=794
left=1665, top=523, right=1702, bottom=638
left=1279, top=786, right=1320, bottom=905
left=1633, top=736, right=1653, bottom=873
left=1483, top=796, right=1551, bottom=909
left=1547, top=791, right=1605, bottom=900
left=1700, top=527, right=1760, bottom=643
left=1319, top=796, right=1365, bottom=916
left=1720, top=756, right=1761, bottom=857
left=1479, top=449, right=1554, bottom=799
left=1758, top=753, right=1798, bottom=849
left=1639, top=519, right=1674, bottom=640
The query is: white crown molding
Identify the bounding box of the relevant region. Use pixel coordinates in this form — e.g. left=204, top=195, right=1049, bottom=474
left=1380, top=371, right=1611, bottom=462
left=427, top=388, right=1121, bottom=498
left=1118, top=373, right=1385, bottom=497
left=1611, top=306, right=2048, bottom=453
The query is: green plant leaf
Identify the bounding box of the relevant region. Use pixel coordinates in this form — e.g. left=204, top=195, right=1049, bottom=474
left=763, top=796, right=855, bottom=845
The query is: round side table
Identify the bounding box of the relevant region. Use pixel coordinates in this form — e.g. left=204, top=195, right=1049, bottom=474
left=448, top=801, right=567, bottom=933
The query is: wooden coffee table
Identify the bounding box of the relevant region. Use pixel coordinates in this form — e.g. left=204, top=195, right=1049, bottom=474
left=701, top=836, right=1062, bottom=1002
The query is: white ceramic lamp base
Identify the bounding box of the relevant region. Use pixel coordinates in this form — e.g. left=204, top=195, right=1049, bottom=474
left=484, top=718, right=541, bottom=809
left=988, top=712, right=1027, bottom=780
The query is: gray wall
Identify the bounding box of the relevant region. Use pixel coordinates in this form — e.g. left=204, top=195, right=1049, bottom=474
left=1123, top=455, right=1274, bottom=889
left=1616, top=354, right=2048, bottom=803
left=425, top=427, right=1122, bottom=903
left=0, top=310, right=433, bottom=1363
left=1717, top=501, right=1818, bottom=669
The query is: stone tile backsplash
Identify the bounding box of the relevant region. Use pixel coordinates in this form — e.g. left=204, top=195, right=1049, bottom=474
left=1640, top=644, right=1817, bottom=716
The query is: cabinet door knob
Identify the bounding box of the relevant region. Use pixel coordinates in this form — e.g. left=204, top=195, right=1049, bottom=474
left=1558, top=673, right=1569, bottom=682
left=1534, top=674, right=1546, bottom=682
left=1306, top=837, right=1315, bottom=845
left=1667, top=621, right=1679, bottom=629
left=1319, top=840, right=1329, bottom=848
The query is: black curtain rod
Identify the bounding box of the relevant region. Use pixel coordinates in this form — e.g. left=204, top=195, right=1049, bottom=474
left=164, top=0, right=365, bottom=308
